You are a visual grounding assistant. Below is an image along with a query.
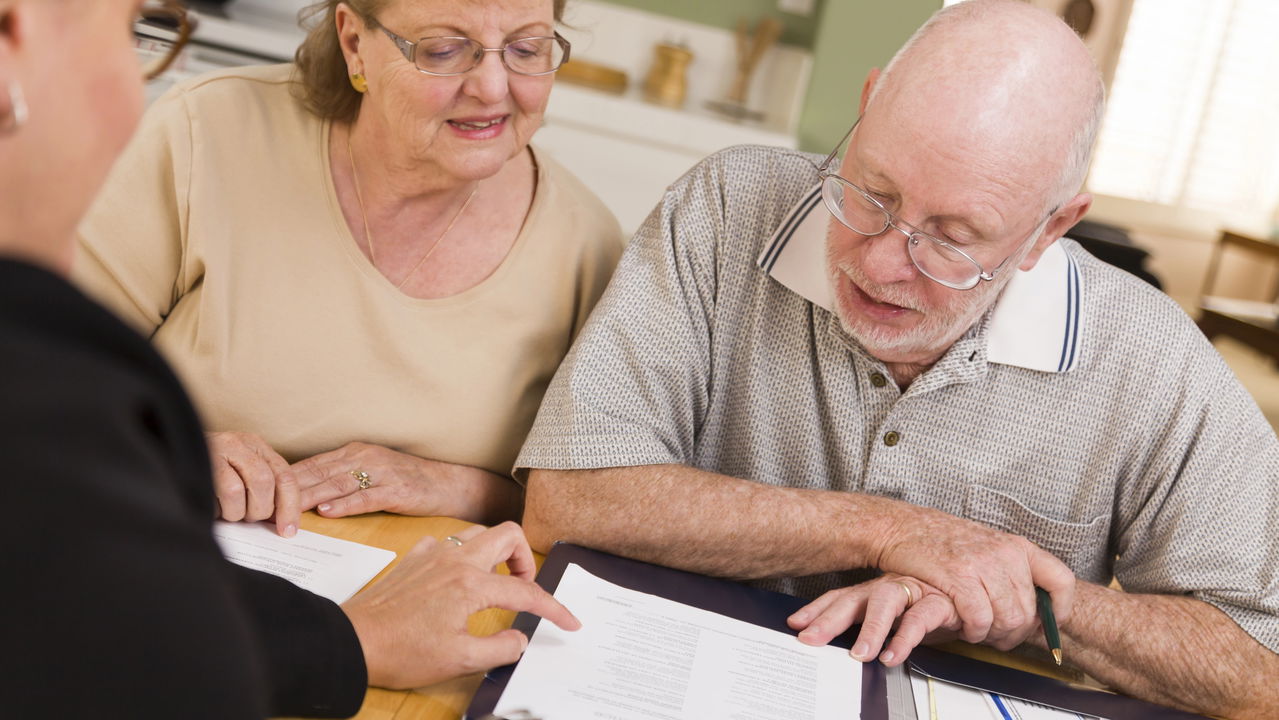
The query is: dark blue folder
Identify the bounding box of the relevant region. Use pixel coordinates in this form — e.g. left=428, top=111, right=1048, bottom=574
left=466, top=543, right=1210, bottom=720
left=907, top=645, right=1210, bottom=719
left=466, top=542, right=888, bottom=719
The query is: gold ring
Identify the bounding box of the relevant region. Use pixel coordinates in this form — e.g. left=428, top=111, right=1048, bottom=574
left=444, top=535, right=464, bottom=547
left=349, top=470, right=372, bottom=490
left=896, top=580, right=915, bottom=607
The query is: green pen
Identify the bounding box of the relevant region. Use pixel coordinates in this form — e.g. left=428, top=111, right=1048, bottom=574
left=1036, top=587, right=1063, bottom=665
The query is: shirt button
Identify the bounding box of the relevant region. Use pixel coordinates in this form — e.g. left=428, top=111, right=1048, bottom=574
left=883, top=431, right=901, bottom=447
left=870, top=372, right=888, bottom=388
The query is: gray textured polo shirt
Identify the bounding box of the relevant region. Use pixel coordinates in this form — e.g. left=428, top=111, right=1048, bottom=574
left=517, top=145, right=1279, bottom=652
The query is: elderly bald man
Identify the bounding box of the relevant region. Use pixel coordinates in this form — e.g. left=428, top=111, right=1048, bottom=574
left=517, top=0, right=1279, bottom=716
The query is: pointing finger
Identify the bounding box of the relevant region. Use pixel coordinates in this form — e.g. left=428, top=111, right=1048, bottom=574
left=480, top=574, right=580, bottom=632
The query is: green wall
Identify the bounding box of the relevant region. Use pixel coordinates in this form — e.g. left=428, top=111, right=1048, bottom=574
left=797, top=0, right=940, bottom=152
left=594, top=0, right=826, bottom=49
left=592, top=0, right=941, bottom=153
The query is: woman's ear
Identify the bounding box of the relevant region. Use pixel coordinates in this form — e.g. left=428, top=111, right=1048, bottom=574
left=0, top=0, right=32, bottom=52
left=0, top=1, right=21, bottom=63
left=0, top=2, right=29, bottom=134
left=334, top=3, right=366, bottom=73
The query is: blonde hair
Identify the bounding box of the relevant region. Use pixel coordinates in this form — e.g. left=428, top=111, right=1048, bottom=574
left=293, top=0, right=569, bottom=122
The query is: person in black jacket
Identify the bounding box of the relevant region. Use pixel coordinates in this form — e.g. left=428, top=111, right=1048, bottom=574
left=0, top=1, right=578, bottom=717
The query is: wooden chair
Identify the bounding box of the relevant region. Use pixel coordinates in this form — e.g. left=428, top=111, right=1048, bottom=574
left=1196, top=230, right=1279, bottom=364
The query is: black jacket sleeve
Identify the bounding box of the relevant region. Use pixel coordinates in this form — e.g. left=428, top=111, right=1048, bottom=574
left=230, top=566, right=368, bottom=717
left=0, top=260, right=366, bottom=718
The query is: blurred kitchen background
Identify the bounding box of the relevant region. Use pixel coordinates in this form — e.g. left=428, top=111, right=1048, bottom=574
left=155, top=0, right=1279, bottom=428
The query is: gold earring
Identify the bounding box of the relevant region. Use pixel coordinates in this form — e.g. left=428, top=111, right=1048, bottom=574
left=0, top=80, right=29, bottom=135
left=350, top=73, right=368, bottom=93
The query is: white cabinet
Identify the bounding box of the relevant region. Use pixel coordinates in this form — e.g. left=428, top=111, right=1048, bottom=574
left=537, top=83, right=799, bottom=233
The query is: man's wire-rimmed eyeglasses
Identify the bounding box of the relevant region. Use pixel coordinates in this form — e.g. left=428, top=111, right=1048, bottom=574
left=817, top=117, right=1053, bottom=291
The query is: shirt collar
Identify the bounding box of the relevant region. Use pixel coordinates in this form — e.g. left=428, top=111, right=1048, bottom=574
left=757, top=186, right=1083, bottom=373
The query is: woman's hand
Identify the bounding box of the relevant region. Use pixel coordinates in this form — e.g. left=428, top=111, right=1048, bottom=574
left=207, top=431, right=300, bottom=537
left=293, top=442, right=522, bottom=524
left=342, top=521, right=580, bottom=689
left=787, top=573, right=963, bottom=666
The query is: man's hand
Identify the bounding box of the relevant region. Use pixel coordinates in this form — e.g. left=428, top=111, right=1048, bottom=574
left=527, top=466, right=1072, bottom=651
left=342, top=521, right=581, bottom=689
left=870, top=503, right=1075, bottom=650
left=789, top=573, right=962, bottom=665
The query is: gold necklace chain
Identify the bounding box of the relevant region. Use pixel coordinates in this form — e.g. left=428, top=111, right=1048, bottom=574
left=346, top=131, right=479, bottom=290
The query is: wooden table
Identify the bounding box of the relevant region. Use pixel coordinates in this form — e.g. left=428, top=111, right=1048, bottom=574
left=279, top=512, right=1083, bottom=720
left=276, top=511, right=537, bottom=720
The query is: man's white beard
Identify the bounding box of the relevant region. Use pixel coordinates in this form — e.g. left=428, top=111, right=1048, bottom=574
left=825, top=242, right=1013, bottom=362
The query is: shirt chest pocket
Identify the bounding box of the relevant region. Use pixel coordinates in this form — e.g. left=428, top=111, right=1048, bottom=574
left=963, top=484, right=1113, bottom=583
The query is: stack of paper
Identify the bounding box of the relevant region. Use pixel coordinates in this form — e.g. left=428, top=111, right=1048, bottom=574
left=909, top=672, right=1107, bottom=720
left=494, top=564, right=863, bottom=720
left=212, top=521, right=396, bottom=604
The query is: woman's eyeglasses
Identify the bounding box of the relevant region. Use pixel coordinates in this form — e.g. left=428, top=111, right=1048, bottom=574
left=378, top=26, right=571, bottom=77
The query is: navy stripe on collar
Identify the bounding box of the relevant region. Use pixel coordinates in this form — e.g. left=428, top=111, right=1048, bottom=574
left=761, top=187, right=821, bottom=273
left=1057, top=253, right=1081, bottom=372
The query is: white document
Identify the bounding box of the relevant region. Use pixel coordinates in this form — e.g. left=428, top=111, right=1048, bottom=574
left=909, top=671, right=1105, bottom=720
left=212, top=520, right=396, bottom=604
left=494, top=563, right=862, bottom=720
left=911, top=672, right=996, bottom=719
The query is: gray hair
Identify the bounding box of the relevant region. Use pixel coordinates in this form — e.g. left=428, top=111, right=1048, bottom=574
left=868, top=0, right=1106, bottom=214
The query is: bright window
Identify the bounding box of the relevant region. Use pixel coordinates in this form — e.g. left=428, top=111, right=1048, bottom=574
left=1087, top=0, right=1279, bottom=229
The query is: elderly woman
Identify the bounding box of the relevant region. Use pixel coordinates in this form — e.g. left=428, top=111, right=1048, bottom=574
left=3, top=0, right=578, bottom=716
left=75, top=0, right=622, bottom=536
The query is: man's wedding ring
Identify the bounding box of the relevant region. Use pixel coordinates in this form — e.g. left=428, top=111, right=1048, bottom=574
left=896, top=581, right=915, bottom=607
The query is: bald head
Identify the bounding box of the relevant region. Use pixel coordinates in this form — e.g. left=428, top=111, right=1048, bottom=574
left=867, top=0, right=1104, bottom=211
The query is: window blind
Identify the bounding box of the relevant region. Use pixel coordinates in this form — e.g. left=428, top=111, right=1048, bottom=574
left=1088, top=0, right=1279, bottom=226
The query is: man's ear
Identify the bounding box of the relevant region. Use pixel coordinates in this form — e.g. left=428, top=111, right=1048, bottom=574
left=859, top=67, right=880, bottom=115
left=1019, top=192, right=1092, bottom=271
